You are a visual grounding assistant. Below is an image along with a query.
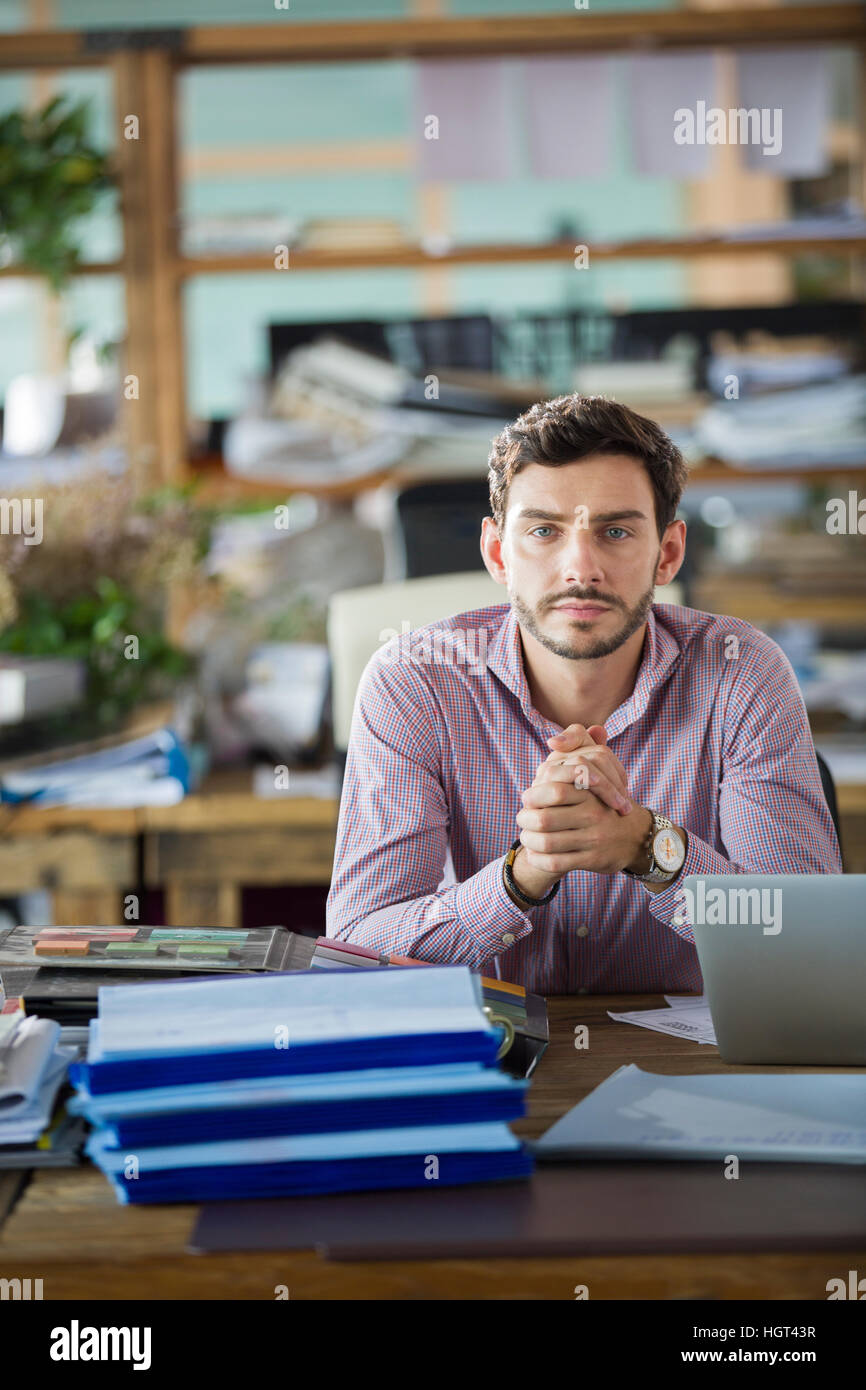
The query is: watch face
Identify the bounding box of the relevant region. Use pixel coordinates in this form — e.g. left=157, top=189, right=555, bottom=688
left=653, top=827, right=685, bottom=873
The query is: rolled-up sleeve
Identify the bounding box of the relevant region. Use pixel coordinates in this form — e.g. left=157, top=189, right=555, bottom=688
left=646, top=636, right=842, bottom=942
left=325, top=648, right=536, bottom=968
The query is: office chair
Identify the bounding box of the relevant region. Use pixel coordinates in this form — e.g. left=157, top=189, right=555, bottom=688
left=328, top=570, right=504, bottom=759
left=394, top=479, right=493, bottom=579
left=815, top=750, right=842, bottom=857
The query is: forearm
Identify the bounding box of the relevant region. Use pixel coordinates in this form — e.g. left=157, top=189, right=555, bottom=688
left=640, top=816, right=842, bottom=940
left=327, top=856, right=539, bottom=969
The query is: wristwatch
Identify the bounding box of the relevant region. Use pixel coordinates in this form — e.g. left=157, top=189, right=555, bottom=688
left=622, top=811, right=686, bottom=884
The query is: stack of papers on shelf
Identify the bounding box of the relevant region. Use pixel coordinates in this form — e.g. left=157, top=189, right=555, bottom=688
left=721, top=206, right=866, bottom=240
left=609, top=994, right=717, bottom=1046
left=0, top=1014, right=85, bottom=1166
left=69, top=967, right=533, bottom=1204
left=533, top=1065, right=866, bottom=1163
left=0, top=726, right=190, bottom=808
left=694, top=375, right=866, bottom=468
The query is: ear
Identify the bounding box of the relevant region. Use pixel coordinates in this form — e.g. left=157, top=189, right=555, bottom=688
left=480, top=515, right=509, bottom=587
left=655, top=519, right=686, bottom=587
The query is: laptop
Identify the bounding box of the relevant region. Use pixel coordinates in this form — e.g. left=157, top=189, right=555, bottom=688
left=682, top=874, right=865, bottom=1065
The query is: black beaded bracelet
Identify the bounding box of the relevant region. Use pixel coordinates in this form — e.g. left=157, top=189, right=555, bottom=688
left=503, top=838, right=561, bottom=907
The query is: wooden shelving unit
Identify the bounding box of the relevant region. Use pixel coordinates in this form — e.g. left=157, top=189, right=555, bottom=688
left=1, top=6, right=865, bottom=491
left=5, top=231, right=866, bottom=279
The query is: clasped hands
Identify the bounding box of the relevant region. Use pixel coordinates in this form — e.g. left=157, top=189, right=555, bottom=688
left=513, top=723, right=653, bottom=890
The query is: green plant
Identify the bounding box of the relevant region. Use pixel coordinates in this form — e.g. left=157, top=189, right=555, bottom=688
left=0, top=577, right=193, bottom=729
left=0, top=473, right=210, bottom=732
left=0, top=95, right=113, bottom=292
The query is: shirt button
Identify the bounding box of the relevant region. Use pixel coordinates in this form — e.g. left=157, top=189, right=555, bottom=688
left=502, top=932, right=515, bottom=946
left=672, top=915, right=684, bottom=927
left=576, top=925, right=589, bottom=937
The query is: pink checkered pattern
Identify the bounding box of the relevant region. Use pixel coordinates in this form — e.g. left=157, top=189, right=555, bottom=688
left=326, top=602, right=842, bottom=994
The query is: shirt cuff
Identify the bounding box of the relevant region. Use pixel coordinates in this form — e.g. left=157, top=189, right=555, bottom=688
left=641, top=832, right=731, bottom=941
left=450, top=855, right=537, bottom=958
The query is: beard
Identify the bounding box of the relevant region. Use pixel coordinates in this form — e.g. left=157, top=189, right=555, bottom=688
left=510, top=576, right=656, bottom=661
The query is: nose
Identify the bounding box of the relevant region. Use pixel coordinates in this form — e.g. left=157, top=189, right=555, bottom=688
left=560, top=524, right=605, bottom=590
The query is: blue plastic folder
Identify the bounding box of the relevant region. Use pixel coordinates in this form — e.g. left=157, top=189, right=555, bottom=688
left=71, top=966, right=503, bottom=1094
left=533, top=1065, right=866, bottom=1163
left=70, top=967, right=534, bottom=1203
left=69, top=1062, right=526, bottom=1145
left=100, top=1149, right=533, bottom=1204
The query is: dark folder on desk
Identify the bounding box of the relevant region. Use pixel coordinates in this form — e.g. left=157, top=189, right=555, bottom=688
left=189, top=1161, right=866, bottom=1259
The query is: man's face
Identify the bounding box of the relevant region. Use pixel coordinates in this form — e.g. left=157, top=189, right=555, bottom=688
left=488, top=453, right=671, bottom=661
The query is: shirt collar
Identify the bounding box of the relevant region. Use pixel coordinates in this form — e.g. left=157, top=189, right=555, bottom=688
left=485, top=602, right=682, bottom=738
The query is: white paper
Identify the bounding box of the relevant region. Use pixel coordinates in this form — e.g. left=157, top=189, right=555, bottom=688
left=735, top=48, right=830, bottom=177
left=412, top=59, right=514, bottom=181
left=93, top=965, right=493, bottom=1060
left=628, top=50, right=719, bottom=177
left=0, top=1016, right=61, bottom=1108
left=523, top=56, right=613, bottom=178
left=610, top=1000, right=717, bottom=1046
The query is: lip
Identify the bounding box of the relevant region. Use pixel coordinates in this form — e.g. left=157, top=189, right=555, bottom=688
left=554, top=603, right=611, bottom=616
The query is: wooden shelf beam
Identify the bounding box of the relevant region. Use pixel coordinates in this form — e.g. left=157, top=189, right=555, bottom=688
left=1, top=6, right=863, bottom=72
left=174, top=235, right=866, bottom=277
left=2, top=234, right=865, bottom=282
left=184, top=7, right=866, bottom=63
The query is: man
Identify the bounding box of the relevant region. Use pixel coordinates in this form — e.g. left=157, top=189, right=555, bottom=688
left=326, top=394, right=841, bottom=993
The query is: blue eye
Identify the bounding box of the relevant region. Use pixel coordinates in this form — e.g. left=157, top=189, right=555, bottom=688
left=605, top=527, right=628, bottom=540
left=530, top=526, right=553, bottom=538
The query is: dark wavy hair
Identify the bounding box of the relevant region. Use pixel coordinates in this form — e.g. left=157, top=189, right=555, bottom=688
left=488, top=393, right=688, bottom=539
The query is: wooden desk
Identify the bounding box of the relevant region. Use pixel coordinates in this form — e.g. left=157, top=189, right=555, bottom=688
left=1, top=993, right=863, bottom=1300
left=0, top=769, right=337, bottom=928
left=140, top=769, right=336, bottom=927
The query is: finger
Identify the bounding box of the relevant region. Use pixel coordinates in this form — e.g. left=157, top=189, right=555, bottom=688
left=545, top=722, right=595, bottom=751
left=523, top=781, right=594, bottom=810
left=516, top=802, right=599, bottom=833
left=518, top=844, right=599, bottom=877
left=587, top=724, right=607, bottom=745
left=519, top=827, right=598, bottom=856
left=532, top=768, right=630, bottom=815
left=576, top=768, right=631, bottom=814
left=539, top=746, right=628, bottom=794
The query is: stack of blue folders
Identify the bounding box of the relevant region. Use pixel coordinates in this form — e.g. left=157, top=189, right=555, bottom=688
left=68, top=965, right=533, bottom=1204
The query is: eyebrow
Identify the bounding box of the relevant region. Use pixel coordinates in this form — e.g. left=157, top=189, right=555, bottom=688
left=514, top=508, right=649, bottom=524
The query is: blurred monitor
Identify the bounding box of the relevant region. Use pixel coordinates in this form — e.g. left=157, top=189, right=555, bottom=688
left=268, top=314, right=494, bottom=378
